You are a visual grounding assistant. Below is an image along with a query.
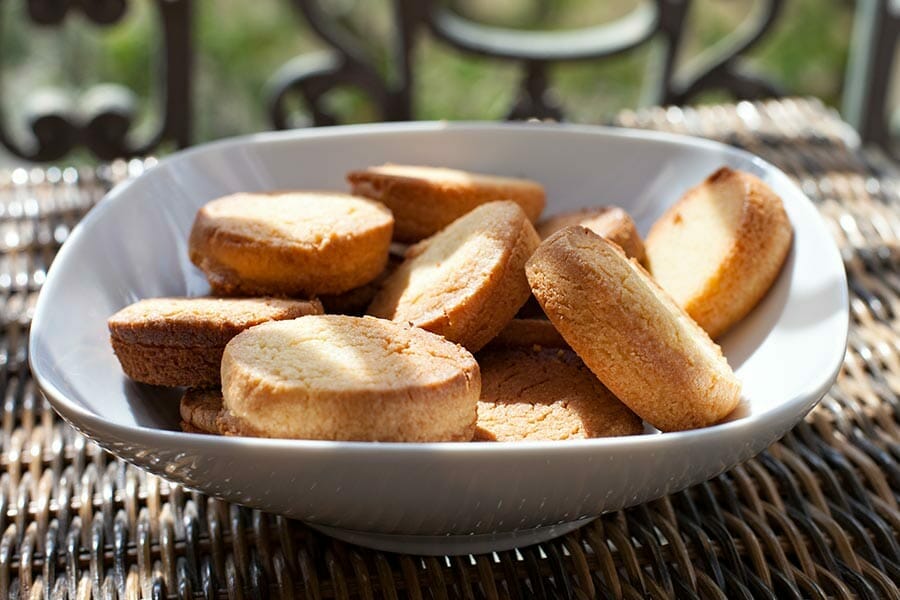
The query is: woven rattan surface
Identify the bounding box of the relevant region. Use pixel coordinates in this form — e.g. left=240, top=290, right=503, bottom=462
left=1, top=97, right=897, bottom=599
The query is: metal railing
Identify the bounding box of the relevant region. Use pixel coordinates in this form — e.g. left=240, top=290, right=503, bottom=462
left=2, top=0, right=896, bottom=162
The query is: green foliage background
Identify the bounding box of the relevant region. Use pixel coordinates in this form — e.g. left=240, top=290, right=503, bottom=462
left=0, top=0, right=853, bottom=149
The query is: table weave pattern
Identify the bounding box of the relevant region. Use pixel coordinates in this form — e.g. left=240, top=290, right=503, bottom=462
left=0, top=98, right=897, bottom=599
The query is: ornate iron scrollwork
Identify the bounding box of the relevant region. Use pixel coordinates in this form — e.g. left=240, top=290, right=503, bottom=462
left=27, top=0, right=127, bottom=25
left=0, top=0, right=190, bottom=161
left=269, top=0, right=417, bottom=128
left=268, top=0, right=785, bottom=129
left=664, top=0, right=785, bottom=103
left=0, top=0, right=841, bottom=160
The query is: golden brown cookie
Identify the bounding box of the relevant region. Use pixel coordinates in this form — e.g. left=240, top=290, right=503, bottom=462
left=189, top=191, right=394, bottom=296
left=179, top=388, right=224, bottom=434
left=526, top=226, right=741, bottom=432
left=347, top=164, right=545, bottom=242
left=367, top=201, right=540, bottom=352
left=108, top=296, right=323, bottom=386
left=537, top=206, right=646, bottom=263
left=219, top=315, right=481, bottom=441
left=475, top=347, right=643, bottom=441
left=486, top=318, right=568, bottom=350
left=646, top=167, right=792, bottom=338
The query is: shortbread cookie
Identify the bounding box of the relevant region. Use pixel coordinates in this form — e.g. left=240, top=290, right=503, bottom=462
left=526, top=226, right=741, bottom=431
left=109, top=297, right=322, bottom=386
left=179, top=388, right=224, bottom=434
left=219, top=315, right=480, bottom=441
left=537, top=206, right=646, bottom=263
left=475, top=347, right=643, bottom=441
left=646, top=167, right=792, bottom=338
left=189, top=191, right=394, bottom=296
left=347, top=164, right=545, bottom=242
left=486, top=318, right=568, bottom=350
left=367, top=201, right=540, bottom=352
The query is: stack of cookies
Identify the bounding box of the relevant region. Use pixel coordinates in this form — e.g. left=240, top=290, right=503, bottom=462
left=109, top=164, right=792, bottom=442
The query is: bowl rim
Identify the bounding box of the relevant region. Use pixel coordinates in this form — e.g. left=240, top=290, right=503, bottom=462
left=28, top=120, right=850, bottom=456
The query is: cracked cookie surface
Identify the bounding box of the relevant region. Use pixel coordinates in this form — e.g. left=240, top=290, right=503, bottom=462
left=475, top=347, right=642, bottom=441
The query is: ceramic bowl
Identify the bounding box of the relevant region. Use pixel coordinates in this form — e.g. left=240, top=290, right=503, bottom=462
left=29, top=122, right=848, bottom=555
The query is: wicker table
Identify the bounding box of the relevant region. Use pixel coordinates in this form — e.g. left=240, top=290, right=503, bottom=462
left=1, top=97, right=897, bottom=599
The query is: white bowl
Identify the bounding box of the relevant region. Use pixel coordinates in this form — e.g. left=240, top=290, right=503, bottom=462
left=29, top=122, right=848, bottom=555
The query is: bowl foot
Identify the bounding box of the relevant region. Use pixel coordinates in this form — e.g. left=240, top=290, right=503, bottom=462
left=305, top=517, right=596, bottom=555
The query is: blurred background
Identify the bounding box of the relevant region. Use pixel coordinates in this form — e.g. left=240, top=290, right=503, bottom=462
left=0, top=0, right=874, bottom=161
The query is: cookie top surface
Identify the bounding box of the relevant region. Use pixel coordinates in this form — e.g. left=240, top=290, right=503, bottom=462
left=647, top=169, right=746, bottom=300
left=351, top=164, right=542, bottom=190
left=220, top=315, right=481, bottom=441
left=223, top=315, right=478, bottom=396
left=108, top=297, right=323, bottom=347
left=475, top=347, right=643, bottom=441
left=367, top=201, right=535, bottom=334
left=195, top=191, right=393, bottom=248
left=645, top=167, right=792, bottom=338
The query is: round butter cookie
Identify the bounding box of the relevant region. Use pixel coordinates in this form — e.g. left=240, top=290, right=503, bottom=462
left=645, top=167, right=792, bottom=338
left=537, top=206, right=646, bottom=263
left=526, top=226, right=741, bottom=432
left=189, top=191, right=394, bottom=296
left=475, top=347, right=642, bottom=441
left=347, top=164, right=545, bottom=242
left=179, top=388, right=224, bottom=434
left=219, top=315, right=480, bottom=442
left=108, top=296, right=322, bottom=387
left=367, top=201, right=540, bottom=352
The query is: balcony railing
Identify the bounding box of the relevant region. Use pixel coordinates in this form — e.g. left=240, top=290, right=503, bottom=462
left=1, top=0, right=897, bottom=162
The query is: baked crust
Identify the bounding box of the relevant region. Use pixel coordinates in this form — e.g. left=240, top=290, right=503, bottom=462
left=537, top=206, right=646, bottom=264
left=347, top=164, right=545, bottom=242
left=110, top=339, right=224, bottom=387
left=179, top=421, right=207, bottom=434
left=189, top=191, right=394, bottom=296
left=367, top=201, right=540, bottom=352
left=109, top=297, right=323, bottom=346
left=646, top=167, right=793, bottom=338
left=108, top=296, right=322, bottom=386
left=475, top=347, right=643, bottom=441
left=179, top=388, right=224, bottom=434
left=219, top=315, right=481, bottom=441
left=526, top=226, right=741, bottom=432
